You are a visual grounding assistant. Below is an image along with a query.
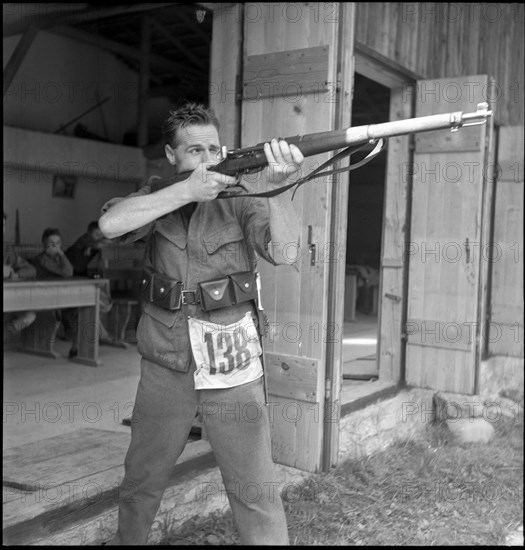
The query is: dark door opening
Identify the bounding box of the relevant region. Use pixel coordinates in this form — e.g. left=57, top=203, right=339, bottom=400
left=343, top=73, right=390, bottom=383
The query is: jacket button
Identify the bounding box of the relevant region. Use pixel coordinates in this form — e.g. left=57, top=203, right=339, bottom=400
left=245, top=282, right=249, bottom=288
left=160, top=287, right=165, bottom=293
left=214, top=289, right=219, bottom=295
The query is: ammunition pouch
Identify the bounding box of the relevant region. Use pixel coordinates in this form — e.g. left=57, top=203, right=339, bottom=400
left=199, top=270, right=257, bottom=311
left=140, top=269, right=183, bottom=311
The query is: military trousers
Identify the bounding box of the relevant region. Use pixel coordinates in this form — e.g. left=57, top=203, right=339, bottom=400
left=109, top=357, right=289, bottom=545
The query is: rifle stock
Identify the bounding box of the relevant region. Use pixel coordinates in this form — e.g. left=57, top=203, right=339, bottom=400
left=151, top=102, right=492, bottom=194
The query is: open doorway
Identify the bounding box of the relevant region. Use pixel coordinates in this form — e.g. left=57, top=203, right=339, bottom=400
left=342, top=73, right=391, bottom=384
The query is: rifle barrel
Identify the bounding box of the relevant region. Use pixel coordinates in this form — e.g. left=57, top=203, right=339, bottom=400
left=358, top=102, right=491, bottom=143
left=151, top=102, right=491, bottom=190
left=213, top=102, right=492, bottom=173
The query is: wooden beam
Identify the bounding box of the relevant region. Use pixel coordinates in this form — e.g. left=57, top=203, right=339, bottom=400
left=52, top=25, right=201, bottom=78
left=354, top=41, right=421, bottom=83
left=196, top=3, right=217, bottom=12
left=137, top=16, right=151, bottom=148
left=150, top=17, right=203, bottom=70
left=3, top=3, right=174, bottom=38
left=3, top=25, right=38, bottom=98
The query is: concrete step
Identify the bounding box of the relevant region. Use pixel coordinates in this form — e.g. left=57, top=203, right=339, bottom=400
left=3, top=429, right=218, bottom=545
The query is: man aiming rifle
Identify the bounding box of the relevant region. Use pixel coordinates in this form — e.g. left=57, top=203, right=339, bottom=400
left=99, top=102, right=303, bottom=545
left=99, top=100, right=491, bottom=545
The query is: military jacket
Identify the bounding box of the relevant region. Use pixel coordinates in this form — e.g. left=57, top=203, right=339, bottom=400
left=101, top=177, right=281, bottom=372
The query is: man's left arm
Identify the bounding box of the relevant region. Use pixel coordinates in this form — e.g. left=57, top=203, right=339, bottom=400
left=264, top=139, right=303, bottom=269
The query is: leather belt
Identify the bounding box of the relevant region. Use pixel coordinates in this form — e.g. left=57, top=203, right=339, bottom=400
left=140, top=269, right=258, bottom=312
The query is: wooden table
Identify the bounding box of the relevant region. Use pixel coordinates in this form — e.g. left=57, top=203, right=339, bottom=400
left=3, top=278, right=110, bottom=366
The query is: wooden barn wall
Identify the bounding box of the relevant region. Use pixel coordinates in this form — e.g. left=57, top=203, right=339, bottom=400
left=355, top=2, right=524, bottom=126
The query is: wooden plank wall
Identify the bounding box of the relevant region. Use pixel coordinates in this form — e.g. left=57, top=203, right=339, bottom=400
left=210, top=3, right=243, bottom=148
left=355, top=2, right=524, bottom=126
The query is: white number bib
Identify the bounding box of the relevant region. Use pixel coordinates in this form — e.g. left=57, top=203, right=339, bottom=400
left=188, top=311, right=263, bottom=390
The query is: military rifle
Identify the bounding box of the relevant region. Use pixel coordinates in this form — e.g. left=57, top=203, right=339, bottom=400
left=151, top=102, right=492, bottom=199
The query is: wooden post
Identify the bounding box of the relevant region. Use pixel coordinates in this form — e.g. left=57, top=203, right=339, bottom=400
left=137, top=15, right=151, bottom=147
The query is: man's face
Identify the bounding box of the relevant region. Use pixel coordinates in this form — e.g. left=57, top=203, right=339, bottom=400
left=43, top=234, right=62, bottom=258
left=165, top=124, right=221, bottom=174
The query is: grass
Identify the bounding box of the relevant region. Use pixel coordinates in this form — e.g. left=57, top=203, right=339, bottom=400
left=162, top=411, right=523, bottom=546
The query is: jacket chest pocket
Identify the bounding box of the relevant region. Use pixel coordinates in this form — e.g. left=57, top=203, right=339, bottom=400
left=201, top=223, right=246, bottom=265
left=154, top=216, right=187, bottom=250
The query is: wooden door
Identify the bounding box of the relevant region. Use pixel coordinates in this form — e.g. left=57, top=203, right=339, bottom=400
left=489, top=126, right=524, bottom=357
left=405, top=75, right=494, bottom=394
left=235, top=3, right=352, bottom=472
left=377, top=84, right=414, bottom=384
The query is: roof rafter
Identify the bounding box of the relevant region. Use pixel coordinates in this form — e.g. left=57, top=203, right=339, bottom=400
left=52, top=25, right=202, bottom=78
left=150, top=16, right=204, bottom=72
left=3, top=3, right=174, bottom=38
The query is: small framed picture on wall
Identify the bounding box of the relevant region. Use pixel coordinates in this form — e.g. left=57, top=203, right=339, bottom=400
left=52, top=174, right=77, bottom=199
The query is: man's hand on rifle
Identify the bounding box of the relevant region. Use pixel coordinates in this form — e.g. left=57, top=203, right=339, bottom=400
left=264, top=139, right=305, bottom=187
left=186, top=162, right=238, bottom=202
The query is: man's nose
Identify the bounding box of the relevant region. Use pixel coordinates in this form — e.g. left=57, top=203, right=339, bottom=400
left=202, top=150, right=216, bottom=163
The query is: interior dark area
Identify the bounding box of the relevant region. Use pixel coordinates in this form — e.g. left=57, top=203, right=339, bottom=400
left=342, top=73, right=390, bottom=383
left=345, top=74, right=390, bottom=316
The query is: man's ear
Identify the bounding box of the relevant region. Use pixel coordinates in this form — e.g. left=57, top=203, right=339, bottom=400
left=165, top=144, right=176, bottom=165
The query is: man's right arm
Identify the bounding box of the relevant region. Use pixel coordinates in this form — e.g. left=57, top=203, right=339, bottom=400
left=99, top=164, right=236, bottom=239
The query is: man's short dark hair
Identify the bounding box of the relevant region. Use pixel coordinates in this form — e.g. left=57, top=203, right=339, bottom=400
left=88, top=221, right=99, bottom=233
left=162, top=103, right=220, bottom=148
left=41, top=227, right=60, bottom=243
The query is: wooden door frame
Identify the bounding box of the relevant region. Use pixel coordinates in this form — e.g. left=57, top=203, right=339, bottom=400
left=322, top=2, right=355, bottom=472
left=329, top=42, right=418, bottom=424
left=476, top=96, right=496, bottom=383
